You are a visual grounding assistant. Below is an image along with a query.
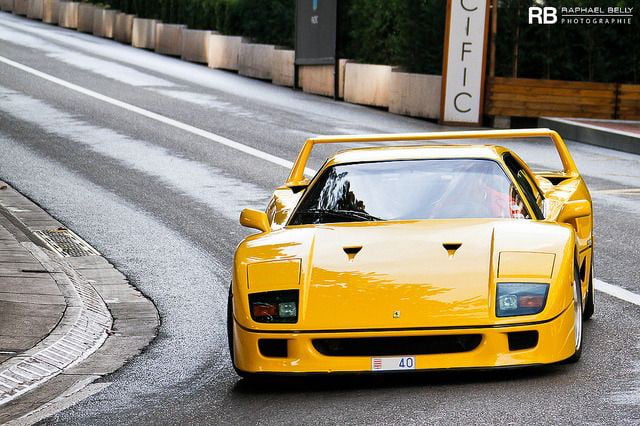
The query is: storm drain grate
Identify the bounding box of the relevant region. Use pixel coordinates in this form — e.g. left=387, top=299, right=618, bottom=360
left=34, top=229, right=100, bottom=257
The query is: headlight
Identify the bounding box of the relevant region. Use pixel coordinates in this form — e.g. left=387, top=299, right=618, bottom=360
left=496, top=283, right=549, bottom=317
left=249, top=290, right=298, bottom=323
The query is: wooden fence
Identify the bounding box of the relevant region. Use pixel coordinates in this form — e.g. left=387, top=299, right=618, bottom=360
left=486, top=77, right=640, bottom=120
left=619, top=85, right=640, bottom=120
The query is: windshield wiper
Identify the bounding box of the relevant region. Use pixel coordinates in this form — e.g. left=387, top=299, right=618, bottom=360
left=301, top=209, right=383, bottom=222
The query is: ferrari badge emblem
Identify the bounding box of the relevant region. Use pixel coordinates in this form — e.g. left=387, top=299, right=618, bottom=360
left=393, top=311, right=401, bottom=318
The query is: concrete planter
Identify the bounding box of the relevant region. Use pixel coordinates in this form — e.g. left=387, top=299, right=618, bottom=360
left=154, top=23, right=185, bottom=56
left=76, top=2, right=94, bottom=33
left=344, top=63, right=394, bottom=108
left=42, top=0, right=59, bottom=23
left=114, top=12, right=134, bottom=44
left=132, top=18, right=158, bottom=49
left=13, top=0, right=27, bottom=15
left=181, top=29, right=212, bottom=63
left=238, top=43, right=274, bottom=81
left=0, top=0, right=13, bottom=12
left=57, top=1, right=78, bottom=29
left=27, top=0, right=43, bottom=19
left=208, top=35, right=246, bottom=71
left=389, top=71, right=441, bottom=120
left=300, top=59, right=349, bottom=98
left=93, top=9, right=117, bottom=38
left=271, top=49, right=294, bottom=87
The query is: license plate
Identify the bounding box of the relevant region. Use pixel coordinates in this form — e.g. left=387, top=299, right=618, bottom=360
left=371, top=356, right=416, bottom=371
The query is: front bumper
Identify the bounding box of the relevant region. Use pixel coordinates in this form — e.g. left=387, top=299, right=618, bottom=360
left=232, top=305, right=576, bottom=374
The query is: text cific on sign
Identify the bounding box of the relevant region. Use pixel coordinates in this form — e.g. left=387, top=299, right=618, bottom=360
left=441, top=0, right=491, bottom=124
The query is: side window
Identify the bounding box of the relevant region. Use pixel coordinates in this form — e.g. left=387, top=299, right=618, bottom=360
left=503, top=154, right=544, bottom=219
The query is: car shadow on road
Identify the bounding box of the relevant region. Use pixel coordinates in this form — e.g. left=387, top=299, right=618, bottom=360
left=231, top=364, right=570, bottom=395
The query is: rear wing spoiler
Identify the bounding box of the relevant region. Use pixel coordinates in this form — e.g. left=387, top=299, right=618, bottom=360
left=285, top=128, right=578, bottom=187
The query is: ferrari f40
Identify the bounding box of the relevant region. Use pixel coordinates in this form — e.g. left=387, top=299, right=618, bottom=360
left=228, top=129, right=594, bottom=376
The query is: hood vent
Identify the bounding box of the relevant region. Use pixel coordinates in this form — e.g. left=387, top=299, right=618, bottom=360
left=343, top=246, right=362, bottom=261
left=443, top=243, right=462, bottom=257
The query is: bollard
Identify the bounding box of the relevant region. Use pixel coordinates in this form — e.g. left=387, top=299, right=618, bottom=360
left=113, top=12, right=134, bottom=44
left=132, top=18, right=158, bottom=49
left=27, top=0, right=44, bottom=19
left=207, top=34, right=247, bottom=71
left=154, top=23, right=185, bottom=56
left=42, top=0, right=58, bottom=23
left=93, top=8, right=117, bottom=38
left=76, top=2, right=94, bottom=33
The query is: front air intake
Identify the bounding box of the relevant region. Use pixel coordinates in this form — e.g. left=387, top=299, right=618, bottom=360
left=258, top=339, right=288, bottom=358
left=312, top=335, right=482, bottom=357
left=507, top=331, right=539, bottom=351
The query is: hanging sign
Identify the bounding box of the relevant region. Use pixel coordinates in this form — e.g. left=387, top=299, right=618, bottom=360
left=295, top=0, right=338, bottom=65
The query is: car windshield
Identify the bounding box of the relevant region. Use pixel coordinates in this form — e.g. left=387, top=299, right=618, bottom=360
left=289, top=159, right=531, bottom=225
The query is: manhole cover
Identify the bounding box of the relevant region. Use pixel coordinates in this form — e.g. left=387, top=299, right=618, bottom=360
left=34, top=229, right=100, bottom=257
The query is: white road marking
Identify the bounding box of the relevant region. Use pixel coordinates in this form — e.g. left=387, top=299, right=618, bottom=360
left=0, top=55, right=316, bottom=176
left=0, top=87, right=271, bottom=221
left=592, top=188, right=640, bottom=195
left=0, top=27, right=175, bottom=87
left=1, top=56, right=640, bottom=310
left=595, top=279, right=640, bottom=306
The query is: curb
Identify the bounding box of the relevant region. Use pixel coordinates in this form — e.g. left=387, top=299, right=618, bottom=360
left=0, top=242, right=112, bottom=406
left=0, top=182, right=159, bottom=424
left=539, top=117, right=640, bottom=155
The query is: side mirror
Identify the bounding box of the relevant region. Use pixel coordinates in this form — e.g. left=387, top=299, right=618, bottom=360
left=240, top=209, right=271, bottom=233
left=285, top=179, right=310, bottom=194
left=558, top=200, right=591, bottom=223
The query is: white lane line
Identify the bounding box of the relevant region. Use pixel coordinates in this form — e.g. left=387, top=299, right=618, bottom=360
left=592, top=188, right=640, bottom=195
left=595, top=279, right=640, bottom=306
left=0, top=26, right=176, bottom=87
left=0, top=87, right=271, bottom=221
left=0, top=55, right=316, bottom=176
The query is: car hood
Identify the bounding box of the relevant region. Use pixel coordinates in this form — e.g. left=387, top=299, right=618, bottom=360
left=237, top=219, right=572, bottom=330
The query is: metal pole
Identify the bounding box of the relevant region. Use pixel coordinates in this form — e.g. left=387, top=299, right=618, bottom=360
left=333, top=0, right=340, bottom=100
left=294, top=0, right=300, bottom=90
left=489, top=0, right=497, bottom=78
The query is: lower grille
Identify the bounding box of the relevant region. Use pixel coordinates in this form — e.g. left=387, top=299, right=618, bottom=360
left=312, top=335, right=482, bottom=357
left=258, top=339, right=288, bottom=358
left=507, top=331, right=538, bottom=351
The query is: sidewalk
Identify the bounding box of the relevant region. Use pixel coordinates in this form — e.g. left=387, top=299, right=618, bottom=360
left=0, top=181, right=158, bottom=424
left=0, top=214, right=66, bottom=368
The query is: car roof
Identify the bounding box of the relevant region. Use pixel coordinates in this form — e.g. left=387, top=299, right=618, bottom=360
left=325, top=144, right=510, bottom=167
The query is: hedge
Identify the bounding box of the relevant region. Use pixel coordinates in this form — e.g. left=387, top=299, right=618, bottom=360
left=339, top=0, right=446, bottom=75
left=93, top=0, right=293, bottom=46
left=90, top=0, right=639, bottom=84
left=497, top=0, right=640, bottom=84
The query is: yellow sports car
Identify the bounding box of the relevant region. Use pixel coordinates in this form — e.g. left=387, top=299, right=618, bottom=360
left=228, top=129, right=594, bottom=376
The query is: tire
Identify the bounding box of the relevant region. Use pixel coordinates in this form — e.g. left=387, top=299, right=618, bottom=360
left=566, top=264, right=584, bottom=363
left=583, top=261, right=595, bottom=320
left=227, top=287, right=234, bottom=360
left=227, top=286, right=254, bottom=379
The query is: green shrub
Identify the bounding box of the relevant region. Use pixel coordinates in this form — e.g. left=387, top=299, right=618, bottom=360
left=340, top=0, right=445, bottom=75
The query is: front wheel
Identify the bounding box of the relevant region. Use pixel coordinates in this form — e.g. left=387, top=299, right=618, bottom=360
left=227, top=287, right=234, bottom=360
left=566, top=265, right=584, bottom=363
left=583, top=262, right=595, bottom=320
left=227, top=286, right=254, bottom=379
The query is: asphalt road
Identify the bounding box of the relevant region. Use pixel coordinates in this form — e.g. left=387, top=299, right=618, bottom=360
left=1, top=12, right=640, bottom=425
